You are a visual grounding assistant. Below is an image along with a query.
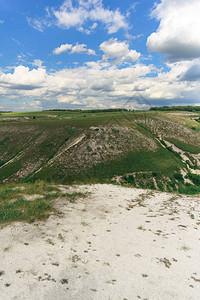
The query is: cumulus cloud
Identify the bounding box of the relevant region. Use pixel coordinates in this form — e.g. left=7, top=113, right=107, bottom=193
left=53, top=43, right=72, bottom=55
left=0, top=63, right=151, bottom=108
left=87, top=49, right=96, bottom=56
left=1, top=60, right=200, bottom=111
left=180, top=60, right=200, bottom=81
left=70, top=44, right=87, bottom=54
left=17, top=100, right=42, bottom=111
left=29, top=100, right=41, bottom=107
left=28, top=0, right=127, bottom=34
left=58, top=95, right=76, bottom=103
left=0, top=20, right=4, bottom=24
left=53, top=42, right=96, bottom=55
left=0, top=66, right=47, bottom=90
left=100, top=38, right=140, bottom=63
left=147, top=0, right=200, bottom=62
left=90, top=78, right=114, bottom=92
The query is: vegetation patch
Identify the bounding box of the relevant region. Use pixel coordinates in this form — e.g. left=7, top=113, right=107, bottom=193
left=0, top=181, right=85, bottom=225
left=121, top=170, right=200, bottom=195
left=187, top=173, right=200, bottom=185
left=37, top=147, right=183, bottom=185
left=166, top=138, right=200, bottom=154
left=150, top=106, right=200, bottom=112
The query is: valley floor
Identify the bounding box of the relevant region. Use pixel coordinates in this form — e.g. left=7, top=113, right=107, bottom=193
left=0, top=184, right=200, bottom=300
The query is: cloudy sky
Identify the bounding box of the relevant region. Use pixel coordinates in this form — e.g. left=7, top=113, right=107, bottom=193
left=0, top=0, right=200, bottom=111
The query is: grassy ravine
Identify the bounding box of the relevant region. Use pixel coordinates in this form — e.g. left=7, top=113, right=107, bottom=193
left=0, top=181, right=84, bottom=225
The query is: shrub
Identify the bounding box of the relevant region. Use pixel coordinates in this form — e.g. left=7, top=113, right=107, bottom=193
left=187, top=173, right=200, bottom=185
left=123, top=175, right=135, bottom=185
left=174, top=172, right=184, bottom=182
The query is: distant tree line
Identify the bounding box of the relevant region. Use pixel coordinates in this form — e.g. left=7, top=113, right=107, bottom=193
left=0, top=111, right=12, bottom=113
left=43, top=108, right=129, bottom=113
left=150, top=106, right=200, bottom=112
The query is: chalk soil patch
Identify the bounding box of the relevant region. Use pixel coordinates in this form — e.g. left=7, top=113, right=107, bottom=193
left=0, top=184, right=200, bottom=300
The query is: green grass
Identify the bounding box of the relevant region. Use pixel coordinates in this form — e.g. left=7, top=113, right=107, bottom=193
left=0, top=109, right=128, bottom=119
left=166, top=138, right=200, bottom=154
left=0, top=110, right=160, bottom=128
left=0, top=126, right=78, bottom=182
left=0, top=197, right=52, bottom=224
left=34, top=146, right=183, bottom=184
left=0, top=181, right=85, bottom=225
left=0, top=161, right=22, bottom=182
left=122, top=170, right=200, bottom=195
left=178, top=183, right=200, bottom=195
left=187, top=173, right=200, bottom=185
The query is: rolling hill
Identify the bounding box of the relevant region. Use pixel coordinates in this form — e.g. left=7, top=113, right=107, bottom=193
left=0, top=109, right=200, bottom=194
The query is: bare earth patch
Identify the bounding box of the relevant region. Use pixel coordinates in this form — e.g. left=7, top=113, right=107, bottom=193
left=0, top=184, right=200, bottom=300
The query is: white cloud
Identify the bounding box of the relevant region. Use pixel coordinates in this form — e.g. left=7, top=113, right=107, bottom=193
left=90, top=78, right=114, bottom=92
left=125, top=33, right=143, bottom=40
left=0, top=20, right=4, bottom=24
left=27, top=7, right=53, bottom=32
left=0, top=63, right=151, bottom=108
left=31, top=59, right=44, bottom=68
left=29, top=0, right=127, bottom=34
left=87, top=49, right=96, bottom=56
left=87, top=3, right=127, bottom=34
left=85, top=61, right=102, bottom=69
left=178, top=59, right=200, bottom=81
left=100, top=38, right=140, bottom=63
left=53, top=43, right=72, bottom=55
left=0, top=66, right=47, bottom=89
left=71, top=43, right=87, bottom=54
left=27, top=17, right=44, bottom=32
left=53, top=42, right=96, bottom=55
left=90, top=22, right=97, bottom=30
left=1, top=60, right=200, bottom=110
left=58, top=95, right=76, bottom=103
left=147, top=0, right=200, bottom=61
left=18, top=100, right=41, bottom=111
left=78, top=22, right=98, bottom=34
left=29, top=100, right=41, bottom=107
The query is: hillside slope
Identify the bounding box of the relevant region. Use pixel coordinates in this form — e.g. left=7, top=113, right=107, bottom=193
left=0, top=110, right=200, bottom=194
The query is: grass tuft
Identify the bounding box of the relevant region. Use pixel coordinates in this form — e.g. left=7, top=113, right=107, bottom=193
left=0, top=182, right=85, bottom=225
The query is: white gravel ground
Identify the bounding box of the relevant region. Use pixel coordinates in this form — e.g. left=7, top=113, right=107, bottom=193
left=0, top=184, right=200, bottom=300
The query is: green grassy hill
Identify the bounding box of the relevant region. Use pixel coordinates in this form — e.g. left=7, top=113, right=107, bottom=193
left=1, top=109, right=200, bottom=194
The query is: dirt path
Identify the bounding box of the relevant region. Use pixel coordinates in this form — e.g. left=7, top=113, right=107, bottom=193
left=0, top=184, right=200, bottom=300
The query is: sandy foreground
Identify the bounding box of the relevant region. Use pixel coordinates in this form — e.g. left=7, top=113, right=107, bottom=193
left=0, top=184, right=200, bottom=300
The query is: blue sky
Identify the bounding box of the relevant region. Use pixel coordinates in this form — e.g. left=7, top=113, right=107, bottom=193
left=0, top=0, right=200, bottom=111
